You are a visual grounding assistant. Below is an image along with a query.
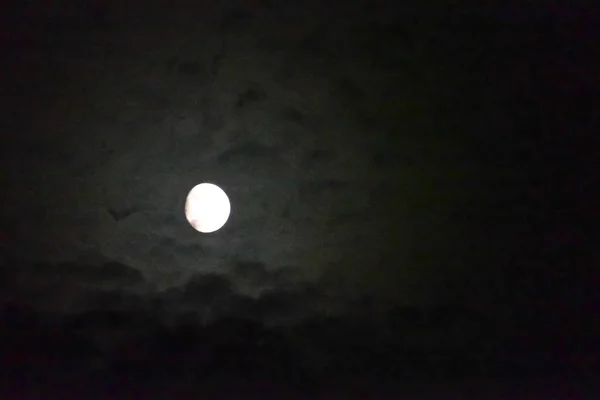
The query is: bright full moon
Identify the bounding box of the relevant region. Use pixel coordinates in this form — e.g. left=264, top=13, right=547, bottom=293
left=184, top=183, right=231, bottom=233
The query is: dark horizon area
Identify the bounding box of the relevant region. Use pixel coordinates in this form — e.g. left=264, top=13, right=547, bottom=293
left=0, top=293, right=596, bottom=398
left=1, top=0, right=598, bottom=398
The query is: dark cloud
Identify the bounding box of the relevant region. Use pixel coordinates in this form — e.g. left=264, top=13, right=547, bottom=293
left=220, top=7, right=255, bottom=31
left=230, top=259, right=297, bottom=289
left=229, top=283, right=328, bottom=324
left=28, top=261, right=146, bottom=288
left=155, top=237, right=206, bottom=258
left=154, top=267, right=331, bottom=325
left=171, top=59, right=208, bottom=77
left=93, top=262, right=146, bottom=285
left=297, top=150, right=338, bottom=178
left=334, top=76, right=366, bottom=102
left=123, top=81, right=170, bottom=111
left=8, top=139, right=73, bottom=165
left=0, top=257, right=148, bottom=316
left=155, top=236, right=179, bottom=248
left=143, top=211, right=182, bottom=230
left=303, top=148, right=336, bottom=164
left=298, top=179, right=350, bottom=195
left=328, top=210, right=368, bottom=226
left=178, top=273, right=234, bottom=304
left=210, top=52, right=224, bottom=76
left=371, top=149, right=419, bottom=169
left=106, top=206, right=139, bottom=221
left=83, top=289, right=146, bottom=312
left=295, top=179, right=370, bottom=222
left=231, top=260, right=272, bottom=285
left=296, top=25, right=330, bottom=58
left=248, top=286, right=324, bottom=323
left=217, top=141, right=279, bottom=164
left=161, top=274, right=238, bottom=320
left=63, top=308, right=136, bottom=332
left=235, top=88, right=267, bottom=109
left=279, top=106, right=308, bottom=125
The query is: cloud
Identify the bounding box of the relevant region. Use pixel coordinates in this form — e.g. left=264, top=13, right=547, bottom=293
left=178, top=273, right=234, bottom=305
left=46, top=261, right=146, bottom=288
left=235, top=88, right=268, bottom=109
left=302, top=148, right=336, bottom=165
left=83, top=289, right=146, bottom=312
left=279, top=106, right=308, bottom=125
left=8, top=257, right=334, bottom=325
left=224, top=284, right=329, bottom=325
left=230, top=260, right=273, bottom=288
left=106, top=206, right=139, bottom=221
left=160, top=273, right=239, bottom=320
left=298, top=179, right=350, bottom=195
left=172, top=60, right=208, bottom=77
left=247, top=286, right=322, bottom=323
left=220, top=8, right=256, bottom=32
left=371, top=149, right=417, bottom=168
left=217, top=141, right=280, bottom=164
left=1, top=257, right=149, bottom=313
left=157, top=267, right=333, bottom=325
left=230, top=259, right=298, bottom=290
left=333, top=76, right=367, bottom=103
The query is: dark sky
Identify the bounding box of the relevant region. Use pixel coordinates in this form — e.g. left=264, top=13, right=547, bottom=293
left=0, top=0, right=597, bottom=395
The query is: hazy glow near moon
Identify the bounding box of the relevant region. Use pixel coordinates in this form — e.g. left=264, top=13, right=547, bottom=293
left=185, top=183, right=231, bottom=233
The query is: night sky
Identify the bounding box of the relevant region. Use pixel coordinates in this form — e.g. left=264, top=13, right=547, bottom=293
left=1, top=1, right=597, bottom=397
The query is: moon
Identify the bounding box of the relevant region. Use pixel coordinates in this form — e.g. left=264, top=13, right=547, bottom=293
left=184, top=183, right=231, bottom=233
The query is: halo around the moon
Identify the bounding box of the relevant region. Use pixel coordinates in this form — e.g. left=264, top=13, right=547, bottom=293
left=184, top=183, right=231, bottom=233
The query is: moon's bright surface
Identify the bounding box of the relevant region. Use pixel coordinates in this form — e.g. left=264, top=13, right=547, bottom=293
left=184, top=183, right=231, bottom=233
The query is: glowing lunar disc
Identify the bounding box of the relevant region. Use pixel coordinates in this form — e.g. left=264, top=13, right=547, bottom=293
left=184, top=183, right=231, bottom=233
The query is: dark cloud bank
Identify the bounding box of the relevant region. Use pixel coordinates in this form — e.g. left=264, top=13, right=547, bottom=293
left=1, top=257, right=597, bottom=397
left=1, top=0, right=598, bottom=398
